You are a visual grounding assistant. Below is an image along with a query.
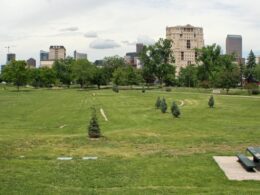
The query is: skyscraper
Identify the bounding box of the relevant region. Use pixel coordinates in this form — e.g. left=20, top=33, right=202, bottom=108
left=166, top=24, right=204, bottom=74
left=27, top=58, right=36, bottom=68
left=40, top=50, right=49, bottom=61
left=49, top=46, right=66, bottom=60
left=74, top=50, right=88, bottom=60
left=226, top=35, right=243, bottom=63
left=6, top=53, right=16, bottom=64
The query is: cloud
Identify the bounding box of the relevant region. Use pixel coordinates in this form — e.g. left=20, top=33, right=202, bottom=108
left=84, top=31, right=98, bottom=38
left=90, top=39, right=120, bottom=49
left=137, top=35, right=155, bottom=45
left=60, top=27, right=79, bottom=32
left=122, top=40, right=137, bottom=46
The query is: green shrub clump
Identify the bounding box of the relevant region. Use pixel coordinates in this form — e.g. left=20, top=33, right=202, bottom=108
left=112, top=85, right=119, bottom=93
left=155, top=97, right=161, bottom=109
left=160, top=98, right=167, bottom=113
left=171, top=102, right=181, bottom=118
left=208, top=96, right=215, bottom=108
left=88, top=108, right=101, bottom=138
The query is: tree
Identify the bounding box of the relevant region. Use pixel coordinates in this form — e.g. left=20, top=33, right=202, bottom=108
left=160, top=98, right=167, bottom=113
left=155, top=97, right=161, bottom=109
left=2, top=60, right=28, bottom=91
left=196, top=44, right=222, bottom=87
left=53, top=58, right=74, bottom=88
left=139, top=38, right=175, bottom=86
left=72, top=59, right=94, bottom=88
left=92, top=67, right=110, bottom=89
left=112, top=66, right=142, bottom=86
left=208, top=96, right=215, bottom=108
left=88, top=108, right=101, bottom=138
left=216, top=55, right=240, bottom=94
left=178, top=65, right=198, bottom=87
left=253, top=64, right=260, bottom=81
left=246, top=50, right=256, bottom=77
left=112, top=85, right=119, bottom=93
left=171, top=102, right=181, bottom=118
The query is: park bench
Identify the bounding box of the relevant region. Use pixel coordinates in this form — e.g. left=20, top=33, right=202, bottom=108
left=247, top=147, right=260, bottom=163
left=237, top=154, right=256, bottom=172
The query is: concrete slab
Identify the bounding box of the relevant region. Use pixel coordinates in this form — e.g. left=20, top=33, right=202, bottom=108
left=57, top=157, right=73, bottom=161
left=82, top=157, right=98, bottom=160
left=214, top=156, right=260, bottom=181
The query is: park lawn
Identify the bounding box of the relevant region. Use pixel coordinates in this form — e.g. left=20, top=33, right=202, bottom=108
left=0, top=87, right=260, bottom=194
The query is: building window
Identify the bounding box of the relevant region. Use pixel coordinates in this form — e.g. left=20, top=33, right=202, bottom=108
left=187, top=40, right=191, bottom=49
left=194, top=34, right=196, bottom=38
left=180, top=34, right=183, bottom=38
left=181, top=52, right=184, bottom=60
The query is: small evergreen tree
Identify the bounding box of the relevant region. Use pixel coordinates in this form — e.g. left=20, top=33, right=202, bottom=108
left=112, top=85, right=119, bottom=93
left=142, top=86, right=146, bottom=93
left=160, top=98, right=167, bottom=113
left=246, top=50, right=256, bottom=77
left=88, top=108, right=101, bottom=138
left=155, top=97, right=161, bottom=109
left=171, top=102, right=181, bottom=118
left=208, top=96, right=215, bottom=108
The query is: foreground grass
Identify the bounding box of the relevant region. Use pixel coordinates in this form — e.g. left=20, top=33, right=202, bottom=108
left=0, top=88, right=260, bottom=194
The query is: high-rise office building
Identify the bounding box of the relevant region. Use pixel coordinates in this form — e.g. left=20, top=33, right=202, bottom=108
left=226, top=35, right=243, bottom=64
left=166, top=24, right=204, bottom=74
left=49, top=46, right=66, bottom=60
left=74, top=50, right=88, bottom=60
left=6, top=53, right=16, bottom=64
left=256, top=56, right=260, bottom=64
left=136, top=43, right=144, bottom=54
left=226, top=35, right=242, bottom=58
left=40, top=50, right=49, bottom=61
left=27, top=58, right=36, bottom=68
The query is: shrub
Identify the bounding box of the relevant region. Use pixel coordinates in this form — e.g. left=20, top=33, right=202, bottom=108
left=88, top=108, right=101, bottom=138
left=171, top=102, right=181, bottom=118
left=155, top=97, right=161, bottom=109
left=160, top=98, right=167, bottom=113
left=142, top=86, right=146, bottom=93
left=165, top=87, right=172, bottom=92
left=112, top=85, right=119, bottom=93
left=252, top=88, right=260, bottom=95
left=208, top=96, right=215, bottom=108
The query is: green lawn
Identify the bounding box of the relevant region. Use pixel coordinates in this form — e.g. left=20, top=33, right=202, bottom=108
left=0, top=87, right=260, bottom=194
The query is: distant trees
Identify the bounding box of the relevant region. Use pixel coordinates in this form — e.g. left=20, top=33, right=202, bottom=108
left=1, top=60, right=28, bottom=91
left=112, top=66, right=142, bottom=86
left=178, top=65, right=198, bottom=87
left=139, top=38, right=176, bottom=86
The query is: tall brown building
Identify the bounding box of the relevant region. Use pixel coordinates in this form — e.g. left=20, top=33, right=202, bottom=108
left=226, top=35, right=243, bottom=63
left=166, top=24, right=204, bottom=74
left=49, top=46, right=66, bottom=60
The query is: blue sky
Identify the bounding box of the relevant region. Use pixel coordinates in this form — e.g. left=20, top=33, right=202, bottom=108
left=0, top=0, right=259, bottom=66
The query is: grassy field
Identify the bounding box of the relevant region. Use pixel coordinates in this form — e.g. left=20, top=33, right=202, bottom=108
left=0, top=87, right=260, bottom=194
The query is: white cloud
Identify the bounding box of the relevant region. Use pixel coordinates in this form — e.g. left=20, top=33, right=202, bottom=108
left=89, top=39, right=120, bottom=49
left=84, top=31, right=98, bottom=38
left=137, top=35, right=155, bottom=45
left=60, top=27, right=79, bottom=32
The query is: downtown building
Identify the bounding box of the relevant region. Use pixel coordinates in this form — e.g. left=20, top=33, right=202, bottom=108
left=226, top=35, right=245, bottom=64
left=74, top=50, right=88, bottom=60
left=124, top=43, right=144, bottom=69
left=40, top=46, right=66, bottom=68
left=166, top=24, right=204, bottom=74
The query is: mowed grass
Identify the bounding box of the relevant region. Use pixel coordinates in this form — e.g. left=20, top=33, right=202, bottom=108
left=0, top=87, right=260, bottom=194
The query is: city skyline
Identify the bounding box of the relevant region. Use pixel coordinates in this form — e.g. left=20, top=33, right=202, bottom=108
left=0, top=0, right=260, bottom=66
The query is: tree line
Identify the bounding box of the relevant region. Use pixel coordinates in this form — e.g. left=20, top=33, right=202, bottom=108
left=0, top=38, right=259, bottom=92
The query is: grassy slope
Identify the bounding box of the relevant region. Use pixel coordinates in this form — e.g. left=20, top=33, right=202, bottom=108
left=0, top=88, right=260, bottom=194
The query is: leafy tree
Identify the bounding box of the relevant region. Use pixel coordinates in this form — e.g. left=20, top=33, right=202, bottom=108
left=246, top=50, right=256, bottom=77
left=155, top=97, right=161, bottom=109
left=253, top=64, right=260, bottom=81
left=39, top=67, right=56, bottom=87
left=92, top=67, right=110, bottom=89
left=216, top=55, right=240, bottom=94
left=1, top=60, right=28, bottom=91
left=178, top=65, right=198, bottom=87
left=171, top=102, right=181, bottom=118
left=53, top=58, right=74, bottom=88
left=112, top=66, right=142, bottom=86
left=139, top=38, right=175, bottom=86
left=88, top=108, right=101, bottom=138
left=72, top=59, right=94, bottom=88
left=196, top=44, right=222, bottom=87
left=160, top=98, right=167, bottom=113
left=208, top=96, right=215, bottom=108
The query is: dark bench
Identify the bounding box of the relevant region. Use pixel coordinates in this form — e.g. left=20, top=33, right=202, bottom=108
left=237, top=154, right=256, bottom=172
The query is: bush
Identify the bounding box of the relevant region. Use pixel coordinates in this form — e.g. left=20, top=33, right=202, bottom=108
left=245, top=83, right=259, bottom=95
left=252, top=88, right=260, bottom=95
left=112, top=85, right=119, bottom=93
left=88, top=108, right=101, bottom=138
left=165, top=87, right=172, bottom=92
left=171, top=102, right=181, bottom=118
left=160, top=98, right=167, bottom=113
left=208, top=96, right=215, bottom=108
left=142, top=86, right=146, bottom=93
left=155, top=97, right=161, bottom=109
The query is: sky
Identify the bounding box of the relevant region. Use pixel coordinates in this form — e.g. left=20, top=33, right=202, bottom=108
left=0, top=0, right=260, bottom=66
